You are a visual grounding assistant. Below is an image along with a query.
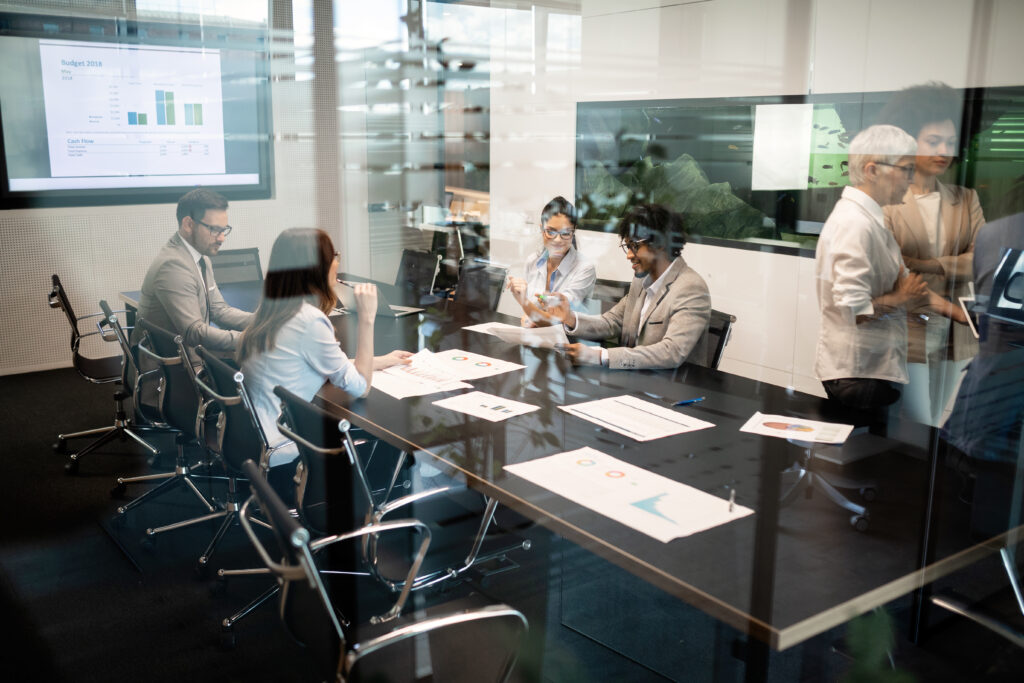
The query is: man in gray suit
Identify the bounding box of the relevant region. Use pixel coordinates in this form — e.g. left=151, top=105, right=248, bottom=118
left=133, top=188, right=253, bottom=352
left=543, top=204, right=711, bottom=369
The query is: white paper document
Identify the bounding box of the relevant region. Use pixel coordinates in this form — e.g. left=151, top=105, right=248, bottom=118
left=422, top=348, right=525, bottom=381
left=739, top=411, right=854, bottom=444
left=371, top=350, right=471, bottom=399
left=560, top=395, right=715, bottom=441
left=432, top=391, right=539, bottom=422
left=504, top=447, right=753, bottom=543
left=463, top=322, right=569, bottom=349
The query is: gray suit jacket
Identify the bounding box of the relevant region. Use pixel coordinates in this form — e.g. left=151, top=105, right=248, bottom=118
left=573, top=257, right=711, bottom=370
left=132, top=233, right=253, bottom=352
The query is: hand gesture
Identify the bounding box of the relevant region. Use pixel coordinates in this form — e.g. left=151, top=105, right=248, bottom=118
left=507, top=277, right=528, bottom=306
left=536, top=291, right=572, bottom=326
left=352, top=282, right=378, bottom=318
left=374, top=349, right=414, bottom=370
left=895, top=268, right=928, bottom=308
left=556, top=342, right=602, bottom=366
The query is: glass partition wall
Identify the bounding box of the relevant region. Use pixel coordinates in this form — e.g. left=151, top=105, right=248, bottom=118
left=1, top=0, right=1022, bottom=681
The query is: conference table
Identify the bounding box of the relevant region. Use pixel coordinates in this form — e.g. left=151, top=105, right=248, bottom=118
left=120, top=284, right=1021, bottom=676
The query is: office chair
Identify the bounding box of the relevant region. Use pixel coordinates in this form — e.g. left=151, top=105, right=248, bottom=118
left=190, top=346, right=285, bottom=576
left=779, top=440, right=877, bottom=532
left=208, top=247, right=263, bottom=284
left=113, top=319, right=226, bottom=541
left=394, top=248, right=442, bottom=305
left=48, top=275, right=163, bottom=474
left=706, top=308, right=736, bottom=370
left=237, top=458, right=528, bottom=683
left=453, top=259, right=508, bottom=311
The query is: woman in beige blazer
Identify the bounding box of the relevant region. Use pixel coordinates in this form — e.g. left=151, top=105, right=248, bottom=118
left=879, top=82, right=984, bottom=426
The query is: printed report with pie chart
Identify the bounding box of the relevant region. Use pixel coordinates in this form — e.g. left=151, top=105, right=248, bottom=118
left=739, top=411, right=853, bottom=444
left=419, top=348, right=525, bottom=381
left=504, top=447, right=753, bottom=542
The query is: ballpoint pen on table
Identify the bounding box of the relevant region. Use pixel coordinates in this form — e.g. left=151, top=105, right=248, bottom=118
left=674, top=396, right=705, bottom=406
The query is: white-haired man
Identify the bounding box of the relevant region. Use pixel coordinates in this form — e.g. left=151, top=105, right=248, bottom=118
left=815, top=124, right=966, bottom=425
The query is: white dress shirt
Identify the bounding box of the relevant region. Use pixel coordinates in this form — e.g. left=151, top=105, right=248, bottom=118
left=522, top=245, right=596, bottom=310
left=242, top=302, right=367, bottom=466
left=815, top=186, right=909, bottom=384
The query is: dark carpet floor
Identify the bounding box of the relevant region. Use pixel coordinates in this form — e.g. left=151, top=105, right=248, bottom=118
left=0, top=367, right=1022, bottom=682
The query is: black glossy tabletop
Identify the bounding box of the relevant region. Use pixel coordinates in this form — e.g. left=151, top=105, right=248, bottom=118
left=311, top=305, right=1003, bottom=649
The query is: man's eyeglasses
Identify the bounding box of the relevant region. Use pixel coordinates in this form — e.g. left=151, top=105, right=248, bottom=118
left=619, top=238, right=649, bottom=255
left=875, top=162, right=915, bottom=178
left=195, top=219, right=233, bottom=237
left=543, top=227, right=574, bottom=240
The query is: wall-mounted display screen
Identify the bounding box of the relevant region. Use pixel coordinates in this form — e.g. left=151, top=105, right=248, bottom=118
left=0, top=12, right=273, bottom=208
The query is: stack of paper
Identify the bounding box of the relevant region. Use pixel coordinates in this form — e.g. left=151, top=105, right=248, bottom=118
left=560, top=395, right=715, bottom=441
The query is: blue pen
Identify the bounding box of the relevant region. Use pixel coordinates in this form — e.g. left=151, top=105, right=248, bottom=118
left=674, top=396, right=705, bottom=406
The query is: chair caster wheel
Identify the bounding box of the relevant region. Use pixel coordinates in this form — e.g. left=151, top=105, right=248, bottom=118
left=111, top=482, right=127, bottom=499
left=64, top=458, right=79, bottom=475
left=210, top=577, right=227, bottom=598
left=850, top=515, right=869, bottom=532
left=195, top=560, right=211, bottom=580
left=220, top=626, right=236, bottom=650
left=54, top=439, right=67, bottom=454
left=859, top=487, right=877, bottom=502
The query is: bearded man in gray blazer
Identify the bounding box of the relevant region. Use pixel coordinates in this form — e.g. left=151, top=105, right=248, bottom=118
left=543, top=204, right=711, bottom=369
left=132, top=188, right=253, bottom=352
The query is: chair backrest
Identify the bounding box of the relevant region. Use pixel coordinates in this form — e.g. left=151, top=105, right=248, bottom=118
left=592, top=278, right=629, bottom=314
left=49, top=274, right=82, bottom=352
left=136, top=319, right=201, bottom=437
left=99, top=299, right=136, bottom=386
left=705, top=309, right=736, bottom=370
left=454, top=259, right=508, bottom=311
left=195, top=346, right=268, bottom=472
left=272, top=385, right=374, bottom=537
left=394, top=249, right=441, bottom=302
left=209, top=247, right=263, bottom=284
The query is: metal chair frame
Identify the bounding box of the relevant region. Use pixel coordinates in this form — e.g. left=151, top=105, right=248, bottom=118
left=49, top=277, right=164, bottom=473
left=113, top=321, right=224, bottom=539
left=237, top=459, right=527, bottom=682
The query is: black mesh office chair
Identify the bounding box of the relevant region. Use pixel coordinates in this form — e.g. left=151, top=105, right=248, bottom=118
left=706, top=308, right=736, bottom=370
left=113, top=320, right=225, bottom=541
left=454, top=259, right=508, bottom=311
left=238, top=458, right=528, bottom=683
left=49, top=276, right=164, bottom=473
left=190, top=346, right=280, bottom=576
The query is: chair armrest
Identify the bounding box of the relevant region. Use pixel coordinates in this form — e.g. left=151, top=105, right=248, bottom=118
left=374, top=486, right=453, bottom=521
left=309, top=518, right=432, bottom=624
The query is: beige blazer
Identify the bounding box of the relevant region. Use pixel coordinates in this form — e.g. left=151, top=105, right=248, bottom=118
left=573, top=257, right=711, bottom=370
left=884, top=182, right=985, bottom=361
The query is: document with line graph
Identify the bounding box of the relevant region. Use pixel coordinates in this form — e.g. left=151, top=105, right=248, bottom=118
left=505, top=447, right=753, bottom=542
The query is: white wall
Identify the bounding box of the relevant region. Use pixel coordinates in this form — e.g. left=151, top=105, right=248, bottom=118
left=488, top=0, right=1024, bottom=394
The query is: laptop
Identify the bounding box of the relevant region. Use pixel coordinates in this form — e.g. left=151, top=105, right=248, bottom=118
left=334, top=279, right=422, bottom=318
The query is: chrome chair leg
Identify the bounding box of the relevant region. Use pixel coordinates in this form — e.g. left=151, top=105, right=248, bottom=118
left=59, top=425, right=116, bottom=441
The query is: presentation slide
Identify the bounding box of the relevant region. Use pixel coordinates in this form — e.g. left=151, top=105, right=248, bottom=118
left=38, top=39, right=226, bottom=181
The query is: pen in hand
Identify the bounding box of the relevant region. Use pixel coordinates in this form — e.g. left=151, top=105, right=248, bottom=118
left=674, top=396, right=705, bottom=406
